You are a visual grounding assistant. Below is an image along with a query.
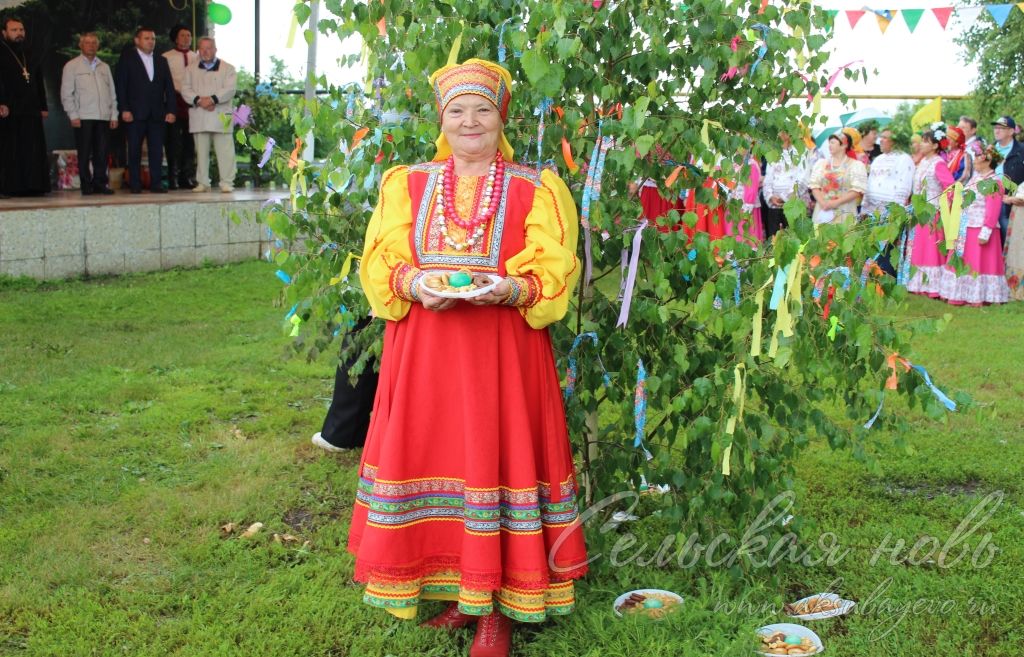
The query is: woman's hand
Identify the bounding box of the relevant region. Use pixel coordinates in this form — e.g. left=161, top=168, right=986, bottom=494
left=467, top=278, right=511, bottom=306
left=420, top=291, right=457, bottom=311
left=1005, top=195, right=1024, bottom=207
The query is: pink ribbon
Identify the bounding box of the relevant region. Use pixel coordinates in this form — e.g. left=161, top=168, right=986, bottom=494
left=616, top=219, right=648, bottom=328
left=825, top=60, right=863, bottom=93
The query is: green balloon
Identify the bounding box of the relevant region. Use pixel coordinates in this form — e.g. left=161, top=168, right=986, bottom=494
left=208, top=2, right=232, bottom=25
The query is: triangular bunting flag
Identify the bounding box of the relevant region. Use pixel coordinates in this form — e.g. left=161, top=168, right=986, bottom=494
left=932, top=6, right=954, bottom=29
left=902, top=8, right=925, bottom=32
left=847, top=9, right=866, bottom=27
left=876, top=10, right=893, bottom=33
left=956, top=6, right=985, bottom=26
left=986, top=4, right=1014, bottom=26
left=1019, top=2, right=1024, bottom=15
left=825, top=8, right=839, bottom=30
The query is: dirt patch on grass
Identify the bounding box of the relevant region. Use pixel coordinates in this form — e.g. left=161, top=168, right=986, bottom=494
left=883, top=477, right=984, bottom=499
left=283, top=507, right=317, bottom=533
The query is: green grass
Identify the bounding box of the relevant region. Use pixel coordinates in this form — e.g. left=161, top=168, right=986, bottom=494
left=1, top=262, right=1022, bottom=656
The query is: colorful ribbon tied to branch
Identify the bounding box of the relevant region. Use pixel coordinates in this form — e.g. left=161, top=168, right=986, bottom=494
left=748, top=23, right=770, bottom=77
left=564, top=332, right=611, bottom=401
left=328, top=252, right=361, bottom=286
left=723, top=363, right=747, bottom=476
left=634, top=358, right=652, bottom=459
left=580, top=129, right=613, bottom=289
left=257, top=137, right=276, bottom=169
left=938, top=182, right=964, bottom=250
left=535, top=98, right=553, bottom=168
left=616, top=219, right=648, bottom=328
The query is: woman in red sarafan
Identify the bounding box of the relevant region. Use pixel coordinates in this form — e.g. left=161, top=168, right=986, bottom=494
left=350, top=59, right=588, bottom=657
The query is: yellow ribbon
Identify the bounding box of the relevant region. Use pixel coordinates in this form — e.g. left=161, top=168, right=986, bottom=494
left=768, top=250, right=804, bottom=357
left=701, top=119, right=723, bottom=152
left=938, top=183, right=964, bottom=250
left=723, top=363, right=746, bottom=476
left=812, top=92, right=821, bottom=115
left=329, top=252, right=361, bottom=285
left=447, top=22, right=465, bottom=66
left=286, top=13, right=299, bottom=48
left=751, top=278, right=769, bottom=357
left=290, top=161, right=307, bottom=212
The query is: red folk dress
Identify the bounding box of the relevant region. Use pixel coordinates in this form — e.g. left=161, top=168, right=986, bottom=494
left=351, top=161, right=589, bottom=623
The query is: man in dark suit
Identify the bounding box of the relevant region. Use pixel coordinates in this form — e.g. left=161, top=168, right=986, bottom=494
left=115, top=27, right=176, bottom=193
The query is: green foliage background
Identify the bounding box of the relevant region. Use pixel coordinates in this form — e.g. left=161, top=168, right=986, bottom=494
left=237, top=0, right=961, bottom=572
left=956, top=2, right=1024, bottom=126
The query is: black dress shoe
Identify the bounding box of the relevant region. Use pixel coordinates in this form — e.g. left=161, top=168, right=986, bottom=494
left=151, top=188, right=168, bottom=194
left=178, top=180, right=196, bottom=190
left=167, top=181, right=179, bottom=190
left=130, top=188, right=142, bottom=194
left=96, top=188, right=115, bottom=195
left=81, top=188, right=94, bottom=196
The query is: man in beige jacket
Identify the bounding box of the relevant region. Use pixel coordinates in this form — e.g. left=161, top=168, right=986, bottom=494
left=60, top=32, right=119, bottom=194
left=181, top=37, right=236, bottom=193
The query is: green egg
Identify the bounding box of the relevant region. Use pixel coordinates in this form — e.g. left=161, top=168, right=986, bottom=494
left=784, top=634, right=803, bottom=645
left=642, top=598, right=663, bottom=609
left=449, top=272, right=472, bottom=287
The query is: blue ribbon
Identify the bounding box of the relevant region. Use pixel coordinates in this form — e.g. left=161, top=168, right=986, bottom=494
left=912, top=364, right=957, bottom=412
left=634, top=358, right=648, bottom=449
left=864, top=396, right=884, bottom=429
left=275, top=270, right=291, bottom=284
left=563, top=332, right=611, bottom=401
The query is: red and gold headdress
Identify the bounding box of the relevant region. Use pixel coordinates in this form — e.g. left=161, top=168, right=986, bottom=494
left=428, top=59, right=515, bottom=161
left=429, top=58, right=512, bottom=121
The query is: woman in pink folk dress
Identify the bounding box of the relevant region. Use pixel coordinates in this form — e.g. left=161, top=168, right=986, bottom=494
left=939, top=146, right=1010, bottom=305
left=905, top=128, right=955, bottom=297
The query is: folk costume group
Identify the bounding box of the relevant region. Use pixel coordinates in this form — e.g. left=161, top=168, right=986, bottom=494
left=349, top=60, right=588, bottom=657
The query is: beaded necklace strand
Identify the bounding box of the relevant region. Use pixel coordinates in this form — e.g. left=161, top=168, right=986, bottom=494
left=436, top=153, right=505, bottom=251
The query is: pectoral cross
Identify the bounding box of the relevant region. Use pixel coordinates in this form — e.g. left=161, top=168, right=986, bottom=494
left=22, top=66, right=29, bottom=83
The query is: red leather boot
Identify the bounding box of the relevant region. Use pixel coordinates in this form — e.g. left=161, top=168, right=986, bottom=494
left=420, top=602, right=477, bottom=630
left=469, top=611, right=513, bottom=657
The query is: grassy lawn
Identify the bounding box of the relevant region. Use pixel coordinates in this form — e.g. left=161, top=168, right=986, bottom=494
left=1, top=261, right=1022, bottom=656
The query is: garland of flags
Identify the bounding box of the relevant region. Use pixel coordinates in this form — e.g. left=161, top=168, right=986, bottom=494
left=825, top=4, right=1024, bottom=33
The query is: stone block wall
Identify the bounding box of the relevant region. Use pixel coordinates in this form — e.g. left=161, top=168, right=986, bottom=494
left=0, top=200, right=268, bottom=280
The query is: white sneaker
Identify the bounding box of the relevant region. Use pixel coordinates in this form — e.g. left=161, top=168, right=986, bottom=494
left=192, top=184, right=208, bottom=193
left=219, top=184, right=233, bottom=193
left=311, top=432, right=344, bottom=452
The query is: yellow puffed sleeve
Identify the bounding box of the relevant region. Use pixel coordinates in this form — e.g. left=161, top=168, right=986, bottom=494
left=504, top=169, right=581, bottom=329
left=359, top=165, right=420, bottom=322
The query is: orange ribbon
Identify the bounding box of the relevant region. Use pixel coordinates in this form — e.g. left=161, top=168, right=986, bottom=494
left=664, top=165, right=683, bottom=188
left=561, top=137, right=579, bottom=174
left=349, top=127, right=369, bottom=154
left=886, top=353, right=911, bottom=390
left=288, top=137, right=303, bottom=169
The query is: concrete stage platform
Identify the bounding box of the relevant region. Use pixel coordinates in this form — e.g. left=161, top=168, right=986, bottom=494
left=0, top=190, right=279, bottom=280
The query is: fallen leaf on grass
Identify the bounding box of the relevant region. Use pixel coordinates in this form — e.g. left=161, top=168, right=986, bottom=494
left=220, top=522, right=240, bottom=535
left=240, top=522, right=264, bottom=538
left=272, top=533, right=300, bottom=544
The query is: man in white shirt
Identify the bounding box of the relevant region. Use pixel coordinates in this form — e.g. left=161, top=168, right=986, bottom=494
left=761, top=131, right=802, bottom=238
left=162, top=24, right=197, bottom=189
left=862, top=128, right=914, bottom=218
left=60, top=32, right=118, bottom=195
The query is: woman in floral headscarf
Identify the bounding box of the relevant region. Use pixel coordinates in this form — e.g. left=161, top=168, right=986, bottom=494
left=807, top=131, right=868, bottom=225
left=349, top=59, right=588, bottom=657
left=903, top=127, right=956, bottom=297
left=944, top=126, right=974, bottom=182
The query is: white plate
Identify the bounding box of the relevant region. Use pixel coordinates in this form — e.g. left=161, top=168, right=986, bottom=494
left=784, top=592, right=856, bottom=620
left=418, top=271, right=502, bottom=299
left=755, top=623, right=824, bottom=656
left=612, top=589, right=684, bottom=618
